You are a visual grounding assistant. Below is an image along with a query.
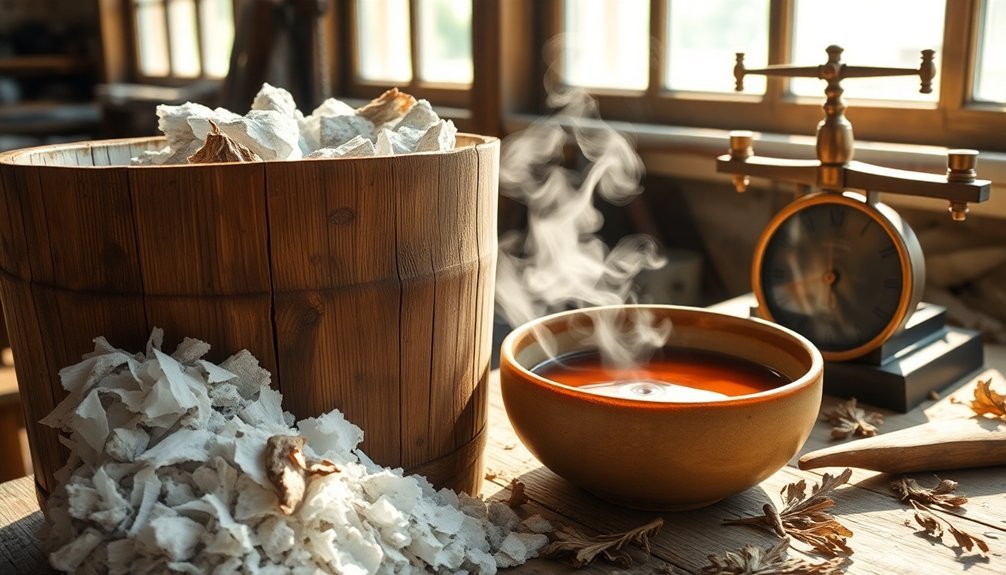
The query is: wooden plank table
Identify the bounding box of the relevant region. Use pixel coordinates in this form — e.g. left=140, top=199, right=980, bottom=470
left=3, top=347, right=1005, bottom=574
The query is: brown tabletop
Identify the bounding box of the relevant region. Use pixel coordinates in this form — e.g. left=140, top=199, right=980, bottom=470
left=3, top=348, right=1006, bottom=574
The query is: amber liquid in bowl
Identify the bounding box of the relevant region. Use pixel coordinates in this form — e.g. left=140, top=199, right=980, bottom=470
left=532, top=348, right=789, bottom=402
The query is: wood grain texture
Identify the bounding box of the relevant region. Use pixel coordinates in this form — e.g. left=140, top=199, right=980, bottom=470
left=393, top=154, right=440, bottom=471
left=128, top=162, right=276, bottom=372
left=267, top=156, right=403, bottom=467
left=482, top=370, right=1006, bottom=574
left=0, top=477, right=49, bottom=575
left=800, top=416, right=1006, bottom=473
left=4, top=359, right=1006, bottom=574
left=0, top=134, right=500, bottom=500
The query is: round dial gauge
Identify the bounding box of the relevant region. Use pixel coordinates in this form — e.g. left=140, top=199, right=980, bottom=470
left=752, top=192, right=925, bottom=361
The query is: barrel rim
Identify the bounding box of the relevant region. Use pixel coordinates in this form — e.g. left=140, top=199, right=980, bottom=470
left=0, top=133, right=499, bottom=169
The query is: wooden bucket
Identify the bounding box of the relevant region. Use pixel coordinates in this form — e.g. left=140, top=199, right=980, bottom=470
left=0, top=134, right=499, bottom=505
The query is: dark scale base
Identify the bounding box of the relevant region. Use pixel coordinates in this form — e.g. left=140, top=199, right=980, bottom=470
left=823, top=323, right=983, bottom=412
left=709, top=294, right=985, bottom=413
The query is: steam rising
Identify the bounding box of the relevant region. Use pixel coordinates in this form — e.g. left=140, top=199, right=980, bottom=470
left=495, top=87, right=670, bottom=369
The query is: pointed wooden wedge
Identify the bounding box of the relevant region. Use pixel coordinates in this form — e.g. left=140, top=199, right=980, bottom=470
left=798, top=417, right=1006, bottom=473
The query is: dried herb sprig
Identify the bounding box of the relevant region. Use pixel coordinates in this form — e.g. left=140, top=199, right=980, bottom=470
left=891, top=477, right=968, bottom=510
left=891, top=477, right=989, bottom=555
left=723, top=469, right=854, bottom=556
left=971, top=378, right=1006, bottom=419
left=541, top=517, right=663, bottom=568
left=910, top=501, right=989, bottom=554
left=506, top=478, right=529, bottom=507
left=823, top=398, right=884, bottom=440
left=700, top=539, right=848, bottom=575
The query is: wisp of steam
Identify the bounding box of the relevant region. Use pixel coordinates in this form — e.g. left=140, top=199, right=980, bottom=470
left=495, top=85, right=670, bottom=371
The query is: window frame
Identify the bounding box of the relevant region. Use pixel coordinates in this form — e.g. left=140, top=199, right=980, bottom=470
left=337, top=0, right=471, bottom=109
left=127, top=0, right=235, bottom=84
left=536, top=0, right=1006, bottom=152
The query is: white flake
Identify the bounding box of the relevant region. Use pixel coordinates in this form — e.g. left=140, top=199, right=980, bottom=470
left=395, top=99, right=439, bottom=131
left=49, top=528, right=104, bottom=572
left=415, top=119, right=458, bottom=153
left=73, top=389, right=109, bottom=457
left=306, top=135, right=377, bottom=159
left=218, top=110, right=303, bottom=161
left=133, top=84, right=455, bottom=165
left=518, top=513, right=553, bottom=534
left=252, top=83, right=299, bottom=119
left=40, top=329, right=549, bottom=574
left=319, top=114, right=375, bottom=149
left=136, top=514, right=205, bottom=561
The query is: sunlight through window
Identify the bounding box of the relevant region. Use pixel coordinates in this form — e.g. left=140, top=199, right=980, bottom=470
left=975, top=0, right=1006, bottom=103
left=665, top=0, right=769, bottom=94
left=417, top=0, right=472, bottom=84
left=563, top=0, right=649, bottom=91
left=357, top=0, right=412, bottom=83
left=790, top=0, right=944, bottom=102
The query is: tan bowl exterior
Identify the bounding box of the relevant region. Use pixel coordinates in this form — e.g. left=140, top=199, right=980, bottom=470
left=500, top=305, right=823, bottom=511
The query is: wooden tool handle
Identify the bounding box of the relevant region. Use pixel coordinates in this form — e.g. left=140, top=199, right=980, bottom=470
left=799, top=417, right=1006, bottom=474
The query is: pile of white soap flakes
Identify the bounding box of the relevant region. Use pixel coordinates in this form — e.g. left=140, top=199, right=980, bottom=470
left=41, top=330, right=550, bottom=574
left=133, top=84, right=457, bottom=165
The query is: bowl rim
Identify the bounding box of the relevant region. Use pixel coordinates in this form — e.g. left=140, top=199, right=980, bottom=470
left=499, top=304, right=824, bottom=409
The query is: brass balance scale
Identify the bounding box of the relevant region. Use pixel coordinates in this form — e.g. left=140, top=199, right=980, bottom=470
left=717, top=45, right=992, bottom=412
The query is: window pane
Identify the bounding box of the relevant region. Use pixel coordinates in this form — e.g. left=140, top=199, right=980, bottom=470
left=665, top=0, right=769, bottom=94
left=791, top=0, right=944, bottom=102
left=975, top=0, right=1006, bottom=103
left=199, top=0, right=234, bottom=78
left=135, top=0, right=170, bottom=77
left=564, top=0, right=649, bottom=90
left=417, top=0, right=472, bottom=83
left=167, top=0, right=200, bottom=77
left=357, top=0, right=412, bottom=83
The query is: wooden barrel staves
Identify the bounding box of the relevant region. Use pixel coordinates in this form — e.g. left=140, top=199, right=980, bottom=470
left=0, top=134, right=499, bottom=506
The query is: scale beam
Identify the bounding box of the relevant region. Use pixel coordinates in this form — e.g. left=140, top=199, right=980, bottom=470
left=718, top=45, right=988, bottom=219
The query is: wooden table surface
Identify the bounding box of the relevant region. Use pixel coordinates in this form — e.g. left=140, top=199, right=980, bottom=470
left=3, top=347, right=1006, bottom=574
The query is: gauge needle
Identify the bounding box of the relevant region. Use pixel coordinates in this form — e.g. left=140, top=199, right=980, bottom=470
left=824, top=242, right=838, bottom=310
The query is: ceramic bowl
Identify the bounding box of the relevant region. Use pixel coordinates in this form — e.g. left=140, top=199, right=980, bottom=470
left=499, top=304, right=823, bottom=511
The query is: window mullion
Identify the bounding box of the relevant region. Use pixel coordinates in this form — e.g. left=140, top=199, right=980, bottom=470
left=939, top=0, right=977, bottom=112
left=766, top=0, right=791, bottom=105
left=194, top=0, right=206, bottom=78
left=648, top=0, right=665, bottom=97
left=162, top=0, right=175, bottom=76
left=128, top=0, right=142, bottom=79
left=346, top=0, right=363, bottom=89
left=408, top=0, right=420, bottom=89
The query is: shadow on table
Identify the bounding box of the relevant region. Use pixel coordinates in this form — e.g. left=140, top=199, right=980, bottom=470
left=494, top=463, right=780, bottom=572
left=0, top=512, right=53, bottom=575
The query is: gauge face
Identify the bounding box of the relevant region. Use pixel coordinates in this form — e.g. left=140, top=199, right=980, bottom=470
left=755, top=196, right=915, bottom=359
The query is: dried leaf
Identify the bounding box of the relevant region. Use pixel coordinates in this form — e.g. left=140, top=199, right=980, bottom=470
left=541, top=517, right=663, bottom=568
left=264, top=435, right=339, bottom=515
left=891, top=477, right=968, bottom=510
left=823, top=398, right=884, bottom=440
left=893, top=479, right=989, bottom=556
left=506, top=479, right=529, bottom=508
left=356, top=87, right=416, bottom=126
left=912, top=507, right=944, bottom=537
left=948, top=525, right=990, bottom=554
left=723, top=469, right=854, bottom=556
left=187, top=120, right=261, bottom=163
left=971, top=378, right=1006, bottom=419
left=700, top=539, right=848, bottom=575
